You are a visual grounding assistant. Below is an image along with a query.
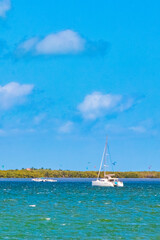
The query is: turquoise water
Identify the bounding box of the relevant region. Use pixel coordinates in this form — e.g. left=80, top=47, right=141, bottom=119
left=0, top=179, right=160, bottom=239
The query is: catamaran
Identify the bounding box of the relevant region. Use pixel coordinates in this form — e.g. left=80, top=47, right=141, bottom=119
left=92, top=137, right=123, bottom=187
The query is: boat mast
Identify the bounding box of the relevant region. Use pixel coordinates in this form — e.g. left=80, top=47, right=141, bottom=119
left=97, top=136, right=108, bottom=179
left=104, top=136, right=108, bottom=178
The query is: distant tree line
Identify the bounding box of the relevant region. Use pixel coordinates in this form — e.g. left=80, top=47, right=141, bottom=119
left=0, top=169, right=159, bottom=178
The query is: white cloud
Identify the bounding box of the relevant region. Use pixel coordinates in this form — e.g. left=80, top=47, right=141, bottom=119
left=11, top=128, right=36, bottom=134
left=0, top=0, right=11, bottom=17
left=59, top=121, right=73, bottom=133
left=17, top=30, right=110, bottom=57
left=18, top=30, right=85, bottom=55
left=0, top=128, right=36, bottom=136
left=18, top=37, right=39, bottom=53
left=36, top=30, right=85, bottom=55
left=78, top=92, right=134, bottom=120
left=129, top=120, right=156, bottom=135
left=129, top=126, right=146, bottom=133
left=0, top=82, right=34, bottom=109
left=33, top=113, right=46, bottom=125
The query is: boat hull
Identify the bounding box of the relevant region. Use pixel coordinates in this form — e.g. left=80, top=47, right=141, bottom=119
left=115, top=181, right=124, bottom=187
left=92, top=179, right=124, bottom=187
left=32, top=178, right=57, bottom=182
left=92, top=180, right=114, bottom=187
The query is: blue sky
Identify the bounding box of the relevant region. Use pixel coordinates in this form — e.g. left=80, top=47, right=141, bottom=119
left=0, top=0, right=160, bottom=171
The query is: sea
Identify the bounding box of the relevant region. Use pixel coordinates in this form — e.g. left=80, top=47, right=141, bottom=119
left=0, top=178, right=160, bottom=239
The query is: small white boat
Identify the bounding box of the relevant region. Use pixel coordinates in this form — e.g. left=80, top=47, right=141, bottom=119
left=92, top=137, right=123, bottom=187
left=32, top=178, right=57, bottom=182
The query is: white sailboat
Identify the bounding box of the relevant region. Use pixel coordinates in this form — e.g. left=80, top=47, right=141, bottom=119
left=92, top=137, right=124, bottom=187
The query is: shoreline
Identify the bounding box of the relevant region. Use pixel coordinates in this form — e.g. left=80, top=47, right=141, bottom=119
left=0, top=177, right=160, bottom=181
left=0, top=170, right=160, bottom=178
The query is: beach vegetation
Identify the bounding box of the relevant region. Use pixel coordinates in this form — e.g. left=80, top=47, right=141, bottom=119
left=0, top=169, right=159, bottom=178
